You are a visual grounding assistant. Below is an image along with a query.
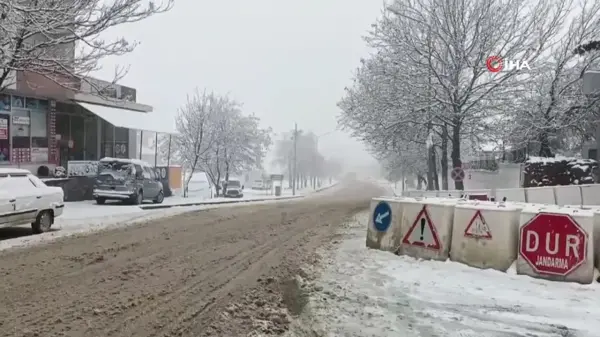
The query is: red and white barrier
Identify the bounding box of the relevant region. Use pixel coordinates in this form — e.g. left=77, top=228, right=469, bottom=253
left=450, top=201, right=521, bottom=271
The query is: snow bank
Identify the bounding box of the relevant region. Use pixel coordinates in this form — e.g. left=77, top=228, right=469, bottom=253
left=297, top=212, right=600, bottom=337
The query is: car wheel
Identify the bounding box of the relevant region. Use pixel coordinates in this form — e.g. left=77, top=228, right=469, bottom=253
left=153, top=190, right=164, bottom=204
left=132, top=190, right=143, bottom=205
left=31, top=210, right=53, bottom=234
left=95, top=198, right=106, bottom=205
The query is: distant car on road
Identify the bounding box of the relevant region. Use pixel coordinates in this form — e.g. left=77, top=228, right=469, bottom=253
left=93, top=157, right=164, bottom=205
left=0, top=168, right=64, bottom=233
left=223, top=179, right=244, bottom=198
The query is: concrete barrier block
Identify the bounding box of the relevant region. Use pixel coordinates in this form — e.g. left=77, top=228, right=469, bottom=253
left=495, top=188, right=526, bottom=202
left=593, top=212, right=600, bottom=270
left=450, top=202, right=521, bottom=271
left=410, top=190, right=425, bottom=197
left=366, top=198, right=404, bottom=252
left=447, top=190, right=462, bottom=198
left=516, top=206, right=594, bottom=284
left=397, top=199, right=455, bottom=261
left=581, top=184, right=600, bottom=205
left=525, top=186, right=556, bottom=204
left=464, top=189, right=492, bottom=201
left=554, top=185, right=582, bottom=206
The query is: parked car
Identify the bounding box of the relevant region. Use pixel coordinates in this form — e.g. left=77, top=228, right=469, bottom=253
left=93, top=157, right=164, bottom=205
left=0, top=168, right=64, bottom=234
left=223, top=179, right=244, bottom=198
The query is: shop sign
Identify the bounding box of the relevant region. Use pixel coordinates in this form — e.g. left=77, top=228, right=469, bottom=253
left=12, top=116, right=30, bottom=125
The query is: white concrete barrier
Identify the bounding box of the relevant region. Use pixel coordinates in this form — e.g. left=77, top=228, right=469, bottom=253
left=397, top=199, right=455, bottom=261
left=580, top=184, right=600, bottom=205
left=593, top=212, right=600, bottom=272
left=450, top=202, right=521, bottom=271
left=495, top=188, right=526, bottom=202
left=525, top=186, right=556, bottom=204
left=554, top=185, right=582, bottom=206
left=366, top=198, right=404, bottom=252
left=516, top=206, right=594, bottom=284
left=400, top=184, right=600, bottom=207
left=463, top=189, right=492, bottom=201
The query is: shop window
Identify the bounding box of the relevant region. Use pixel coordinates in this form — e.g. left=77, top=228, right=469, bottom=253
left=84, top=116, right=98, bottom=160
left=71, top=114, right=84, bottom=160
left=0, top=114, right=9, bottom=162
left=31, top=109, right=48, bottom=148
left=12, top=109, right=30, bottom=148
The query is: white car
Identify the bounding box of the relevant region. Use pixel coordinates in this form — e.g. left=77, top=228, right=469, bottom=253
left=0, top=168, right=64, bottom=233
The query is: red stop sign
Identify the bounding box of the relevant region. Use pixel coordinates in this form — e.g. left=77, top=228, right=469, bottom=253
left=519, top=213, right=588, bottom=276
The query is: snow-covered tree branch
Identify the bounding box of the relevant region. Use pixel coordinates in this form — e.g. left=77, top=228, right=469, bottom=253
left=0, top=0, right=173, bottom=92
left=339, top=0, right=597, bottom=190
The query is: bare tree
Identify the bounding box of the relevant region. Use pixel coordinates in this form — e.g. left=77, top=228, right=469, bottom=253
left=197, top=98, right=271, bottom=196
left=0, top=0, right=173, bottom=92
left=170, top=89, right=220, bottom=197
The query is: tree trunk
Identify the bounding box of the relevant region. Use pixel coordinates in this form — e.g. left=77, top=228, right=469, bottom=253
left=441, top=124, right=449, bottom=190
left=223, top=164, right=230, bottom=196
left=451, top=120, right=464, bottom=190
left=417, top=174, right=426, bottom=190
left=538, top=130, right=554, bottom=157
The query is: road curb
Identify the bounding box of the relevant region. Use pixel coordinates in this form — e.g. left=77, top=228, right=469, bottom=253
left=138, top=182, right=338, bottom=210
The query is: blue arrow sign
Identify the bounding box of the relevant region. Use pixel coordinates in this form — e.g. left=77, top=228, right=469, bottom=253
left=373, top=201, right=392, bottom=232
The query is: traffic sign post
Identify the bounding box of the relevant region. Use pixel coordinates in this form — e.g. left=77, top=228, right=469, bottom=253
left=519, top=213, right=588, bottom=276
left=450, top=167, right=465, bottom=182
left=373, top=201, right=392, bottom=232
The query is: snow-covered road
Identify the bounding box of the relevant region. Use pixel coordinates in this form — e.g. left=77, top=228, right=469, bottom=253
left=0, top=182, right=339, bottom=251
left=291, top=212, right=600, bottom=337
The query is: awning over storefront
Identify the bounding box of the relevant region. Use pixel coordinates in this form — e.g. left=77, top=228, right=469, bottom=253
left=76, top=102, right=178, bottom=134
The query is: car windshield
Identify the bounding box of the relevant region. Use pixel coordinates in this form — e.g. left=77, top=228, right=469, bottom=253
left=98, top=162, right=134, bottom=176
left=226, top=180, right=240, bottom=187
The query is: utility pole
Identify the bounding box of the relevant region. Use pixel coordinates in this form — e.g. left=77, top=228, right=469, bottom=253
left=292, top=123, right=298, bottom=196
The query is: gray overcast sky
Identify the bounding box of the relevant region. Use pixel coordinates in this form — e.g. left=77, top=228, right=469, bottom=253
left=96, top=0, right=382, bottom=170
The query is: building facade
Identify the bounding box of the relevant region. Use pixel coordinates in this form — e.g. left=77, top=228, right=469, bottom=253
left=0, top=70, right=175, bottom=176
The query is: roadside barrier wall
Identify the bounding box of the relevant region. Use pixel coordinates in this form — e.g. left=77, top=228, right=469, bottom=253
left=368, top=196, right=597, bottom=284
left=401, top=183, right=600, bottom=206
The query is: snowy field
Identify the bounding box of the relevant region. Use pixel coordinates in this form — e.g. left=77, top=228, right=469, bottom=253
left=0, top=182, right=339, bottom=252
left=291, top=212, right=600, bottom=337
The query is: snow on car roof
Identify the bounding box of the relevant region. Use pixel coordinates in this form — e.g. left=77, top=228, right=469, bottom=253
left=99, top=157, right=151, bottom=166
left=0, top=168, right=31, bottom=175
